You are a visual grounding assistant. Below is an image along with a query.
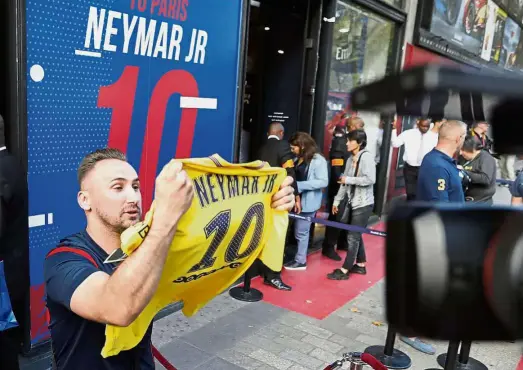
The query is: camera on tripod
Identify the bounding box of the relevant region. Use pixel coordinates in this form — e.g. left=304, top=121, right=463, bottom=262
left=351, top=64, right=523, bottom=341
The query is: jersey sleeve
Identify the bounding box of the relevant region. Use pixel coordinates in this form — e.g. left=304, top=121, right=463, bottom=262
left=419, top=166, right=451, bottom=202
left=44, top=251, right=100, bottom=309
left=510, top=172, right=523, bottom=198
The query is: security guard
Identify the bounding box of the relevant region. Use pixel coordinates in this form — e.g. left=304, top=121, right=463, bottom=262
left=322, top=117, right=365, bottom=260
left=256, top=122, right=298, bottom=291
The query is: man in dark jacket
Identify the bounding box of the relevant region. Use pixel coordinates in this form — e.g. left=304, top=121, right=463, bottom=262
left=0, top=114, right=30, bottom=370
left=458, top=135, right=497, bottom=205
left=256, top=122, right=297, bottom=291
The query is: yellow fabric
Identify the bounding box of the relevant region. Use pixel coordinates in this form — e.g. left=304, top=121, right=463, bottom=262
left=101, top=154, right=289, bottom=358
left=331, top=158, right=344, bottom=167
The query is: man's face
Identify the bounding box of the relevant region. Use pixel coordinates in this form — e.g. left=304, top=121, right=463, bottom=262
left=460, top=149, right=476, bottom=161
left=417, top=120, right=431, bottom=134
left=456, top=128, right=467, bottom=153
left=477, top=122, right=489, bottom=134
left=347, top=118, right=363, bottom=132
left=79, top=159, right=142, bottom=234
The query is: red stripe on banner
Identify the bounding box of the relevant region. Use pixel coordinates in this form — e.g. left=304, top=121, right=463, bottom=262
left=138, top=70, right=198, bottom=212
left=101, top=66, right=139, bottom=153
left=250, top=223, right=386, bottom=319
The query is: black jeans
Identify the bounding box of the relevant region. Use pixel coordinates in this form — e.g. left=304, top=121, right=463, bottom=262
left=322, top=212, right=348, bottom=253
left=338, top=204, right=374, bottom=270
left=403, top=164, right=419, bottom=201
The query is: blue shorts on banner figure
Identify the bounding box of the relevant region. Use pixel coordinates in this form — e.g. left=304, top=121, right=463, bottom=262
left=0, top=261, right=18, bottom=332
left=25, top=0, right=244, bottom=344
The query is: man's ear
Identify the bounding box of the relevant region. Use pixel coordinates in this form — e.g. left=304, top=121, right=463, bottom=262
left=77, top=191, right=91, bottom=211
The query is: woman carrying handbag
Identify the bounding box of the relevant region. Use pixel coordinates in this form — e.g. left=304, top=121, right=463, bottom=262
left=326, top=130, right=376, bottom=281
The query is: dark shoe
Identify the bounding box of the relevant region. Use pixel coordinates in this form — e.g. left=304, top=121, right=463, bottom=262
left=349, top=265, right=367, bottom=275
left=284, top=261, right=307, bottom=271
left=327, top=269, right=349, bottom=280
left=264, top=278, right=292, bottom=291
left=322, top=250, right=342, bottom=261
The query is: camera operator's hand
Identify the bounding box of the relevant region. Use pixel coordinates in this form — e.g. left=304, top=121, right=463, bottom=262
left=154, top=160, right=194, bottom=227
left=332, top=205, right=339, bottom=215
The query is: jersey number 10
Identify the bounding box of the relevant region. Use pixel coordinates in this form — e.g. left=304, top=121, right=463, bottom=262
left=188, top=203, right=265, bottom=273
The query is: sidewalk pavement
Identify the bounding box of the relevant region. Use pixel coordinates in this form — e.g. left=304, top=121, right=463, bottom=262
left=151, top=186, right=522, bottom=370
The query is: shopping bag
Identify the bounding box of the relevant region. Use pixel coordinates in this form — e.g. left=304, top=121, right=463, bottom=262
left=0, top=260, right=18, bottom=331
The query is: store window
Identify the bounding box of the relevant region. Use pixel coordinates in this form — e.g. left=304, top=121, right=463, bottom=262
left=323, top=1, right=396, bottom=159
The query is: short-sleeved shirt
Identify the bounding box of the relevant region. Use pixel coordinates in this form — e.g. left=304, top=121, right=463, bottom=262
left=417, top=149, right=465, bottom=203
left=44, top=231, right=154, bottom=370
left=510, top=172, right=523, bottom=198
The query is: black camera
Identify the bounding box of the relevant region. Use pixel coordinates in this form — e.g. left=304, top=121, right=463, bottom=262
left=351, top=65, right=523, bottom=341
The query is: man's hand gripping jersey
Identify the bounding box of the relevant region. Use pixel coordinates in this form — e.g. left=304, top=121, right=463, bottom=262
left=102, top=155, right=289, bottom=357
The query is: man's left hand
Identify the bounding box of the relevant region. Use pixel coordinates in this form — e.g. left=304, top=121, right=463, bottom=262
left=271, top=176, right=295, bottom=211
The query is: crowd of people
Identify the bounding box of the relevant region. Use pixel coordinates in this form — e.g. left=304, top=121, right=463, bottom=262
left=257, top=116, right=517, bottom=357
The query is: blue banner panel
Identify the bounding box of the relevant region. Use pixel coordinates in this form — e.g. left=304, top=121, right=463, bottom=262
left=26, top=0, right=243, bottom=343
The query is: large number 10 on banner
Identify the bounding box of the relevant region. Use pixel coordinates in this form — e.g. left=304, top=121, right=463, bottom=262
left=26, top=0, right=244, bottom=344
left=98, top=66, right=199, bottom=211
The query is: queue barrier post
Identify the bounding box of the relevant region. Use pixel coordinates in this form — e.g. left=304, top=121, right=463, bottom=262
left=364, top=327, right=412, bottom=369
left=435, top=341, right=488, bottom=370
left=229, top=264, right=263, bottom=302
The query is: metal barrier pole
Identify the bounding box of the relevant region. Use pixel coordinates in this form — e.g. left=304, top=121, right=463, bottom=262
left=364, top=327, right=412, bottom=369
left=229, top=264, right=263, bottom=302
left=436, top=340, right=488, bottom=370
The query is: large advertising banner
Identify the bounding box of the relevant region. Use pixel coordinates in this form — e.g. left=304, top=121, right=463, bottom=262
left=481, top=0, right=499, bottom=61
left=25, top=0, right=243, bottom=343
left=490, top=7, right=508, bottom=64
left=501, top=17, right=521, bottom=69
left=430, top=0, right=487, bottom=55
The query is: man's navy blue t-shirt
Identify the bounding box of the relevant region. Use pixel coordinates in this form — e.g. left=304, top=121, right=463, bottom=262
left=417, top=149, right=465, bottom=203
left=44, top=231, right=154, bottom=370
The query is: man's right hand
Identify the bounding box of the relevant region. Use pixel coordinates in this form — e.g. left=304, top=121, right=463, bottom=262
left=154, top=160, right=194, bottom=226
left=332, top=205, right=338, bottom=215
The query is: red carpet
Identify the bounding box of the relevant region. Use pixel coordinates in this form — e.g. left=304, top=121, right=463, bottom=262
left=250, top=222, right=386, bottom=319
left=517, top=357, right=523, bottom=370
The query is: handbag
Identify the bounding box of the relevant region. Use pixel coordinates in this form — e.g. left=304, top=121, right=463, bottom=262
left=336, top=152, right=366, bottom=222
left=0, top=260, right=18, bottom=332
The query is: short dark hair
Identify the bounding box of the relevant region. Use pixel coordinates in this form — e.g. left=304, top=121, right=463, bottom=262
left=78, top=148, right=127, bottom=186
left=347, top=129, right=367, bottom=150
left=462, top=135, right=482, bottom=152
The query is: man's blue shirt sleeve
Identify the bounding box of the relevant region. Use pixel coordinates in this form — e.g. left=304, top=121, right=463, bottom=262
left=419, top=165, right=451, bottom=202
left=44, top=252, right=99, bottom=309
left=510, top=172, right=523, bottom=198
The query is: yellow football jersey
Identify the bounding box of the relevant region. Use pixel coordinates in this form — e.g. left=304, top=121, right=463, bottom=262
left=101, top=154, right=289, bottom=357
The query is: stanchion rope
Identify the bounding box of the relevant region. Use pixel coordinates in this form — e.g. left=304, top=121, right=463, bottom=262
left=289, top=213, right=387, bottom=238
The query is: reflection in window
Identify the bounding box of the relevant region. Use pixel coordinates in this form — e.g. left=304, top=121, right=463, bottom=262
left=323, top=1, right=396, bottom=158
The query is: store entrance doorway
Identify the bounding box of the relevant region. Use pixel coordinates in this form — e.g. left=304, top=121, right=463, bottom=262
left=239, top=0, right=309, bottom=162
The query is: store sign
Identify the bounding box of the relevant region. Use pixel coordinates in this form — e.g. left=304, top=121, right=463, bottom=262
left=25, top=0, right=243, bottom=344
left=417, top=0, right=523, bottom=74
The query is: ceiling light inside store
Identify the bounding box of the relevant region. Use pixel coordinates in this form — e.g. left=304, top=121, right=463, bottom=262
left=278, top=50, right=284, bottom=54
left=339, top=28, right=349, bottom=33
left=264, top=26, right=270, bottom=31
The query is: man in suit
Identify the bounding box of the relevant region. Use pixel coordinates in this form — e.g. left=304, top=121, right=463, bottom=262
left=256, top=122, right=298, bottom=291
left=0, top=114, right=30, bottom=370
